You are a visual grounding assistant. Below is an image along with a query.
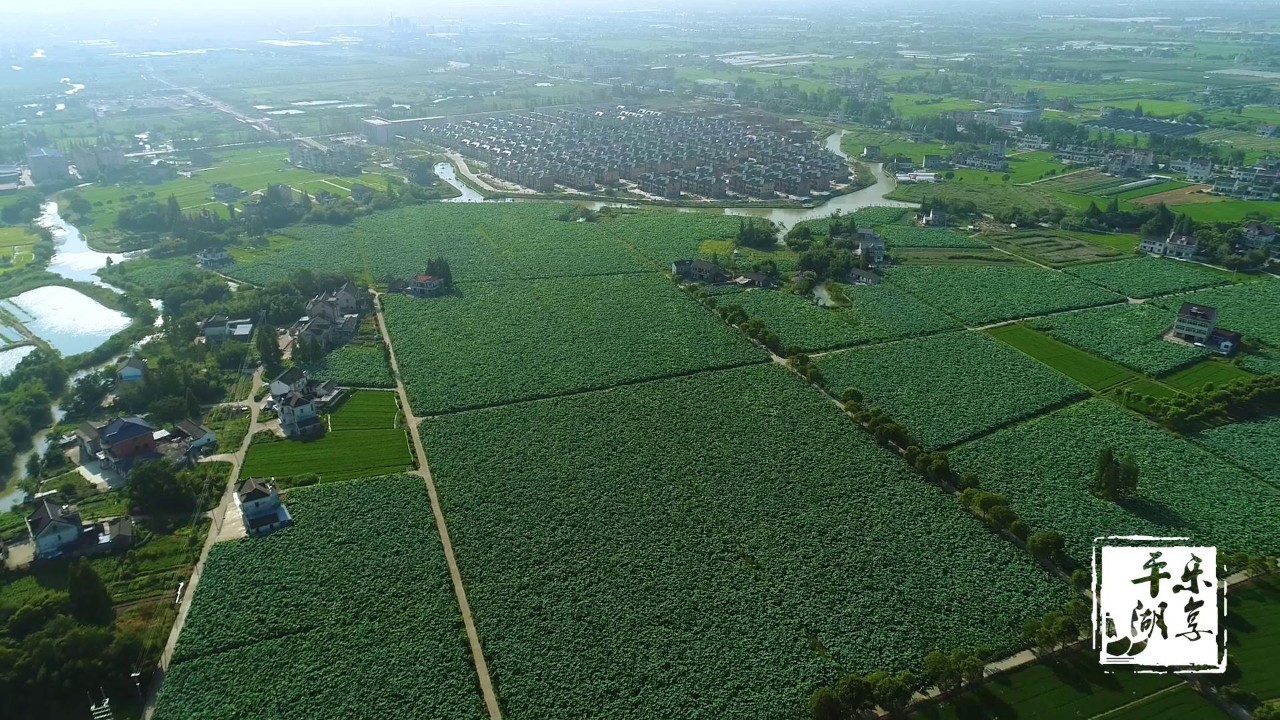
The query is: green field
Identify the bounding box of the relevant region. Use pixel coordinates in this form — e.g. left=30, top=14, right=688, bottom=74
left=947, top=151, right=1069, bottom=186
left=879, top=226, right=989, bottom=249
left=1065, top=257, right=1233, bottom=298
left=988, top=231, right=1131, bottom=267
left=817, top=331, right=1088, bottom=448
left=723, top=285, right=960, bottom=353
left=988, top=323, right=1138, bottom=391
left=226, top=203, right=746, bottom=286
left=301, top=344, right=393, bottom=388
left=383, top=274, right=763, bottom=415
left=950, top=399, right=1280, bottom=564
left=241, top=391, right=414, bottom=482
left=886, top=182, right=1067, bottom=217
left=840, top=128, right=951, bottom=162
left=0, top=227, right=37, bottom=275
left=1198, top=416, right=1280, bottom=487
left=912, top=652, right=1214, bottom=720
left=97, top=256, right=212, bottom=295
left=1028, top=303, right=1208, bottom=376
left=1169, top=200, right=1280, bottom=224
left=153, top=475, right=485, bottom=719
left=885, top=264, right=1123, bottom=326
left=420, top=363, right=1071, bottom=719
left=1161, top=359, right=1256, bottom=393
left=1225, top=578, right=1280, bottom=702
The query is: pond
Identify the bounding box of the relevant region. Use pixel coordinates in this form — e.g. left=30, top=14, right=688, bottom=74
left=3, top=286, right=129, bottom=356
left=38, top=201, right=126, bottom=287
left=0, top=346, right=36, bottom=376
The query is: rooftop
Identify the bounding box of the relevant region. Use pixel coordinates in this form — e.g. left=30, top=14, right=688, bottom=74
left=1177, top=303, right=1218, bottom=323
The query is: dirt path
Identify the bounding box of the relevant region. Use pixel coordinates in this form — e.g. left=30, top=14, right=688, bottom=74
left=443, top=151, right=500, bottom=193
left=372, top=291, right=503, bottom=720
left=143, top=366, right=266, bottom=718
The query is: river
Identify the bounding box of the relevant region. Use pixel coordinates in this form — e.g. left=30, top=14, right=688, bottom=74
left=431, top=130, right=914, bottom=230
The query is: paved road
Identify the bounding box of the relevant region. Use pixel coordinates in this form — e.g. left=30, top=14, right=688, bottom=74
left=372, top=292, right=503, bottom=720
left=142, top=367, right=266, bottom=718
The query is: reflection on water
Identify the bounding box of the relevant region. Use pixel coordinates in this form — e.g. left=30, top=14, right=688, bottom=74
left=5, top=286, right=129, bottom=356
left=38, top=202, right=126, bottom=287
left=0, top=345, right=36, bottom=376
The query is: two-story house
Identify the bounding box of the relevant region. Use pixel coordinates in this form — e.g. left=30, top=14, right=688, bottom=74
left=671, top=260, right=727, bottom=284
left=856, top=229, right=887, bottom=265
left=278, top=392, right=322, bottom=438
left=408, top=275, right=446, bottom=298
left=195, top=247, right=233, bottom=269
left=235, top=477, right=292, bottom=536
left=27, top=501, right=82, bottom=559
left=269, top=367, right=310, bottom=401
left=1244, top=222, right=1277, bottom=251
left=76, top=416, right=158, bottom=474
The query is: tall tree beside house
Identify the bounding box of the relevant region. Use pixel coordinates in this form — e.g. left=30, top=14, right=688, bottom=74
left=256, top=323, right=282, bottom=374
left=426, top=256, right=453, bottom=286
left=67, top=560, right=114, bottom=626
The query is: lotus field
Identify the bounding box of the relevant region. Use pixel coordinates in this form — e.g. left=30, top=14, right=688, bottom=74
left=383, top=273, right=763, bottom=415
left=878, top=225, right=988, bottom=248
left=1064, top=257, right=1232, bottom=298
left=1028, top=303, right=1208, bottom=376
left=885, top=264, right=1122, bottom=325
left=421, top=363, right=1070, bottom=720
left=1155, top=279, right=1280, bottom=347
left=1198, top=416, right=1280, bottom=487
left=725, top=284, right=959, bottom=352
left=950, top=400, right=1280, bottom=564
left=302, top=345, right=393, bottom=388
left=816, top=331, right=1087, bottom=448
left=153, top=475, right=485, bottom=719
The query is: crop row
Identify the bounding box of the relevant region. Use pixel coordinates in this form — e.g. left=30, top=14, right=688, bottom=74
left=885, top=264, right=1122, bottom=325
left=420, top=363, right=1071, bottom=719
left=153, top=475, right=484, bottom=719
left=724, top=284, right=959, bottom=352
left=383, top=273, right=763, bottom=415
left=816, top=331, right=1088, bottom=448
left=1028, top=303, right=1207, bottom=376
left=878, top=225, right=988, bottom=248
left=951, top=399, right=1280, bottom=564
left=1064, top=257, right=1231, bottom=298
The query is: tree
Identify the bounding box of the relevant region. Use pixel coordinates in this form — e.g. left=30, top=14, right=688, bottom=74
left=1092, top=448, right=1139, bottom=502
left=869, top=670, right=918, bottom=713
left=1028, top=531, right=1066, bottom=564
left=67, top=559, right=114, bottom=626
left=924, top=650, right=961, bottom=694
left=125, top=459, right=195, bottom=516
left=833, top=673, right=873, bottom=715
left=256, top=323, right=282, bottom=373
left=808, top=687, right=842, bottom=720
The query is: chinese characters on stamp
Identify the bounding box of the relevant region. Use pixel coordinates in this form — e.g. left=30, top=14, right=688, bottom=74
left=1093, top=538, right=1226, bottom=672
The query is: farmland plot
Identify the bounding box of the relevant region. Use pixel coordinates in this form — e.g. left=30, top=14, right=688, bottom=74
left=817, top=331, right=1087, bottom=448
left=1198, top=416, right=1280, bottom=487
left=227, top=203, right=651, bottom=285
left=878, top=225, right=988, bottom=249
left=153, top=475, right=485, bottom=720
left=885, top=265, right=1122, bottom=326
left=421, top=364, right=1071, bottom=720
left=1028, top=303, right=1208, bottom=376
left=384, top=273, right=763, bottom=415
left=301, top=344, right=393, bottom=388
left=1156, top=280, right=1280, bottom=347
left=950, top=400, right=1280, bottom=564
left=1064, top=257, right=1232, bottom=298
left=725, top=284, right=959, bottom=352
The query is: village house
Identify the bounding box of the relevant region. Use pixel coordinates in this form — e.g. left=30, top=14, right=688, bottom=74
left=917, top=208, right=948, bottom=227
left=116, top=356, right=146, bottom=384
left=76, top=416, right=159, bottom=474
left=847, top=268, right=883, bottom=285
left=211, top=183, right=245, bottom=203
left=270, top=366, right=310, bottom=400
left=856, top=228, right=887, bottom=266
left=27, top=500, right=134, bottom=560
left=671, top=259, right=728, bottom=284
left=278, top=392, right=322, bottom=438
left=732, top=271, right=778, bottom=289
left=195, top=247, right=233, bottom=269
left=235, top=478, right=292, bottom=537
left=290, top=282, right=362, bottom=350
left=172, top=419, right=217, bottom=455
left=1138, top=232, right=1199, bottom=260
left=408, top=275, right=445, bottom=298
left=1243, top=222, right=1277, bottom=251
left=198, top=316, right=254, bottom=343
left=1171, top=303, right=1218, bottom=344
left=861, top=145, right=880, bottom=160
left=1186, top=158, right=1214, bottom=184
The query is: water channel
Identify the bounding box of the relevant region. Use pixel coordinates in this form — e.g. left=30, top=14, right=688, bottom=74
left=431, top=130, right=915, bottom=231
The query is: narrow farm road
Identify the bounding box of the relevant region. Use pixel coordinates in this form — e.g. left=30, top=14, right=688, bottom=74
left=143, top=366, right=266, bottom=718
left=371, top=291, right=504, bottom=720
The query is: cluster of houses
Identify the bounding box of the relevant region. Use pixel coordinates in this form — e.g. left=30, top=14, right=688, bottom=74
left=268, top=367, right=343, bottom=438
left=423, top=106, right=849, bottom=200
left=1138, top=223, right=1277, bottom=260
left=73, top=414, right=215, bottom=478
left=288, top=137, right=366, bottom=175
left=288, top=281, right=363, bottom=353
left=671, top=259, right=778, bottom=288
left=197, top=315, right=255, bottom=343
